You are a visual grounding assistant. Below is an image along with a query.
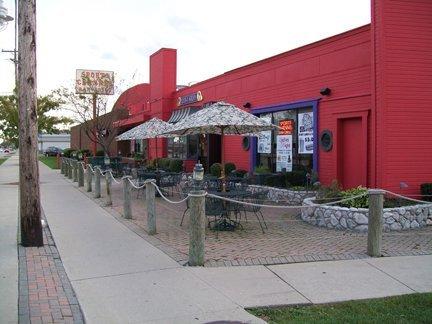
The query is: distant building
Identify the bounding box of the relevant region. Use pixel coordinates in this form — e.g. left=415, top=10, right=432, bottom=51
left=38, top=134, right=70, bottom=152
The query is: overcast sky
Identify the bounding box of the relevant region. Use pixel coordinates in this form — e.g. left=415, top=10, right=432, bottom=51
left=0, top=0, right=370, bottom=102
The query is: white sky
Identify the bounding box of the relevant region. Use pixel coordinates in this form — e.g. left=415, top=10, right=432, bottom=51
left=0, top=0, right=371, bottom=103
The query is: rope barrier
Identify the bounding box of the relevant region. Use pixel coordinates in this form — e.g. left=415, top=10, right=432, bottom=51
left=150, top=181, right=190, bottom=204
left=383, top=189, right=432, bottom=205
left=127, top=177, right=147, bottom=189
left=206, top=192, right=369, bottom=209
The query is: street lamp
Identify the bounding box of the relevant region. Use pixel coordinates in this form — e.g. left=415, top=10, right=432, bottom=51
left=193, top=162, right=204, bottom=190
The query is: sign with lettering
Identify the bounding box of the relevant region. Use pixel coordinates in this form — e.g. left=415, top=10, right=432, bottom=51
left=75, top=69, right=114, bottom=95
left=257, top=115, right=272, bottom=154
left=177, top=91, right=203, bottom=106
left=298, top=112, right=314, bottom=154
left=276, top=134, right=293, bottom=172
left=279, top=119, right=294, bottom=135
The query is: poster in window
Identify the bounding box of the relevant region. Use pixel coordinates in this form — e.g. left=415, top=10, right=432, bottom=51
left=298, top=112, right=314, bottom=154
left=276, top=135, right=293, bottom=172
left=257, top=115, right=272, bottom=154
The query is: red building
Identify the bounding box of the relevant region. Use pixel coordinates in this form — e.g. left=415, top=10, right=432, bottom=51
left=71, top=0, right=432, bottom=194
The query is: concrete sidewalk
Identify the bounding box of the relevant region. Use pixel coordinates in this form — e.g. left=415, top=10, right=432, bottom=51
left=36, top=162, right=432, bottom=323
left=0, top=155, right=19, bottom=324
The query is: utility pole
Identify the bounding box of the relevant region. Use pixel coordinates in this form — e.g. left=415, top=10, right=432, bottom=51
left=18, top=0, right=43, bottom=246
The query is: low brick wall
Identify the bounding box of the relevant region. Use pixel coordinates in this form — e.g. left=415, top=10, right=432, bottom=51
left=247, top=185, right=316, bottom=206
left=301, top=197, right=432, bottom=232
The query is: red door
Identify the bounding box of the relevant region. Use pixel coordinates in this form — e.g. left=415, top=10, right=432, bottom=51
left=338, top=117, right=365, bottom=189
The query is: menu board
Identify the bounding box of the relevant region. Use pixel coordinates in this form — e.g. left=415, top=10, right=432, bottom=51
left=257, top=115, right=272, bottom=154
left=298, top=112, right=314, bottom=154
left=276, top=135, right=293, bottom=172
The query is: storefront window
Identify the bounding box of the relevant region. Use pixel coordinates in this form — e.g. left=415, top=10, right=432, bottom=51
left=256, top=106, right=313, bottom=172
left=167, top=135, right=199, bottom=159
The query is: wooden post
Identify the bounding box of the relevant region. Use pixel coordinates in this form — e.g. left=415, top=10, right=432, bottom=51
left=146, top=179, right=156, bottom=235
left=68, top=160, right=73, bottom=180
left=18, top=0, right=43, bottom=246
left=78, top=162, right=84, bottom=187
left=189, top=190, right=206, bottom=266
left=60, top=158, right=64, bottom=174
left=367, top=189, right=385, bottom=257
left=123, top=176, right=132, bottom=219
left=64, top=159, right=69, bottom=177
left=73, top=160, right=78, bottom=182
left=85, top=165, right=92, bottom=192
left=94, top=168, right=101, bottom=198
left=104, top=172, right=112, bottom=206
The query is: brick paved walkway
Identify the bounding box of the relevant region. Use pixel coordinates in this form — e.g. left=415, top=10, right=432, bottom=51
left=18, top=220, right=84, bottom=324
left=97, top=182, right=432, bottom=267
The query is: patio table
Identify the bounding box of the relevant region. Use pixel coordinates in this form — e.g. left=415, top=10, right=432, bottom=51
left=207, top=190, right=251, bottom=231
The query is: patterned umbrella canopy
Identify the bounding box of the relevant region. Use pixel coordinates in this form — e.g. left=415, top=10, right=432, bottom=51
left=164, top=101, right=277, bottom=136
left=162, top=101, right=278, bottom=181
left=116, top=117, right=173, bottom=141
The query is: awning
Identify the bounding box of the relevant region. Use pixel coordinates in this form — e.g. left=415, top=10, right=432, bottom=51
left=167, top=106, right=199, bottom=124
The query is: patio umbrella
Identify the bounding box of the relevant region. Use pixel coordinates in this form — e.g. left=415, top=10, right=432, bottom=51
left=116, top=117, right=174, bottom=167
left=162, top=101, right=278, bottom=180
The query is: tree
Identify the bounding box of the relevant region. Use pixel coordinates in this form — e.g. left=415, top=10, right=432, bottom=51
left=0, top=91, right=73, bottom=147
left=54, top=87, right=127, bottom=155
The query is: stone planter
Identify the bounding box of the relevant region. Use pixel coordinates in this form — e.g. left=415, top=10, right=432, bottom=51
left=247, top=185, right=316, bottom=206
left=301, top=197, right=432, bottom=232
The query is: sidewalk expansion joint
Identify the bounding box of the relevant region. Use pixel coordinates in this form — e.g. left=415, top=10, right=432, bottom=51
left=71, top=265, right=181, bottom=282
left=363, top=259, right=417, bottom=293
left=263, top=264, right=313, bottom=304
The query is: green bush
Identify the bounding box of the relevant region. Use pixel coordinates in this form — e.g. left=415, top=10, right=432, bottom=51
left=224, top=162, right=236, bottom=176
left=420, top=183, right=432, bottom=202
left=316, top=180, right=341, bottom=203
left=157, top=158, right=171, bottom=170
left=95, top=150, right=105, bottom=157
left=62, top=148, right=74, bottom=158
left=285, top=171, right=307, bottom=187
left=339, top=186, right=369, bottom=208
left=254, top=165, right=271, bottom=174
left=265, top=174, right=286, bottom=188
left=70, top=150, right=78, bottom=159
left=134, top=153, right=143, bottom=160
left=169, top=159, right=183, bottom=172
left=210, top=163, right=222, bottom=177
left=230, top=169, right=248, bottom=178
left=80, top=149, right=92, bottom=157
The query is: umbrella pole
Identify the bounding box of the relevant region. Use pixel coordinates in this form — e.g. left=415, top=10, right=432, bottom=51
left=221, top=127, right=226, bottom=191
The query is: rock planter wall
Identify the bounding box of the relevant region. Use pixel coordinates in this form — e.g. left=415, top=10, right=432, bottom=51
left=247, top=185, right=316, bottom=206
left=302, top=197, right=432, bottom=232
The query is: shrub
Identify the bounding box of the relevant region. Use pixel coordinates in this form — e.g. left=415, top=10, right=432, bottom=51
left=169, top=159, right=183, bottom=172
left=157, top=158, right=171, bottom=170
left=315, top=180, right=341, bottom=203
left=210, top=163, right=222, bottom=177
left=339, top=186, right=369, bottom=208
left=285, top=171, right=307, bottom=187
left=80, top=149, right=92, bottom=157
left=265, top=174, right=286, bottom=188
left=70, top=150, right=78, bottom=159
left=224, top=162, right=236, bottom=176
left=420, top=183, right=432, bottom=202
left=95, top=150, right=105, bottom=157
left=254, top=165, right=271, bottom=174
left=62, top=148, right=74, bottom=158
left=230, top=169, right=248, bottom=178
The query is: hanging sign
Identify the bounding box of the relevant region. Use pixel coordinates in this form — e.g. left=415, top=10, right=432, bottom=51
left=298, top=112, right=314, bottom=154
left=279, top=119, right=294, bottom=135
left=276, top=134, right=293, bottom=172
left=177, top=91, right=203, bottom=106
left=257, top=115, right=272, bottom=154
